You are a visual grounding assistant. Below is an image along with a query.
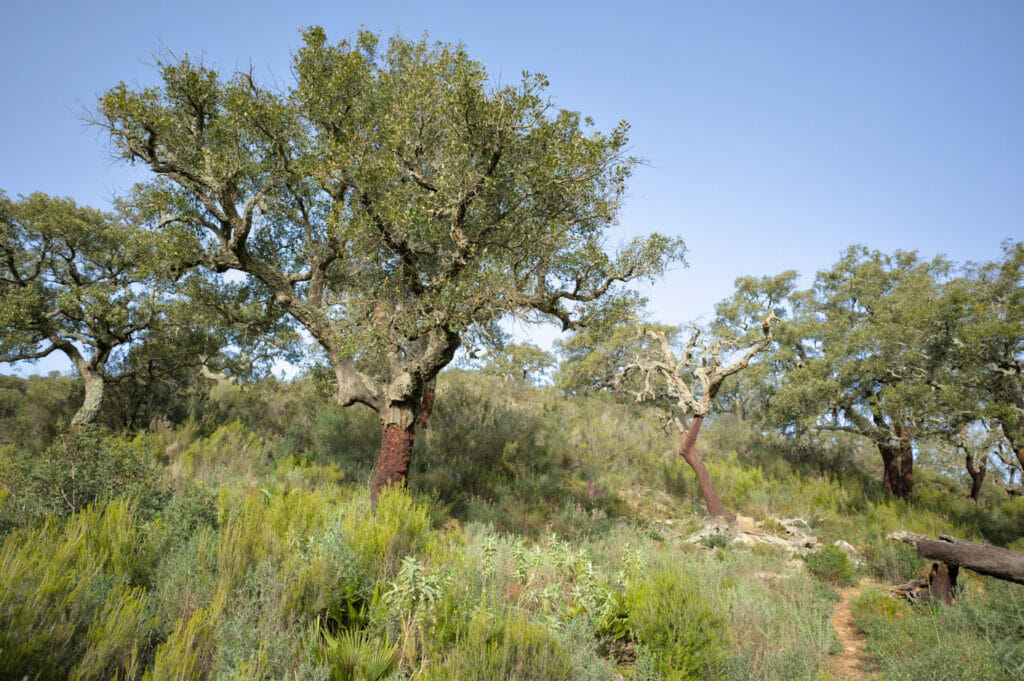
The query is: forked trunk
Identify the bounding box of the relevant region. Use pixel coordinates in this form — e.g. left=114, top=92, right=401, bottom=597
left=370, top=406, right=416, bottom=504
left=678, top=416, right=736, bottom=521
left=895, top=422, right=914, bottom=498
left=71, top=369, right=104, bottom=428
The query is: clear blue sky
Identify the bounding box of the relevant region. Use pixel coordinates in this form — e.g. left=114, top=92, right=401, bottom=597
left=2, top=0, right=1022, bottom=374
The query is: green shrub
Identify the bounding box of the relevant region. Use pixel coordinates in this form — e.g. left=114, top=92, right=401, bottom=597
left=623, top=562, right=729, bottom=681
left=805, top=544, right=855, bottom=585
left=852, top=580, right=1024, bottom=680
left=318, top=628, right=397, bottom=681
left=863, top=538, right=920, bottom=583
left=0, top=427, right=161, bottom=532
left=0, top=500, right=156, bottom=681
left=422, top=609, right=573, bottom=681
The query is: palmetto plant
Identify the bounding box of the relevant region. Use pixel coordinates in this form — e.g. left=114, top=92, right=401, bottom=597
left=319, top=626, right=399, bottom=681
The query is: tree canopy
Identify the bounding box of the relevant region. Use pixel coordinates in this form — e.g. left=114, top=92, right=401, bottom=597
left=0, top=192, right=188, bottom=425
left=96, top=27, right=685, bottom=496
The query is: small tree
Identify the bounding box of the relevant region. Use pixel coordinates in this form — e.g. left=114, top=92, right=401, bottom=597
left=615, top=319, right=775, bottom=520
left=0, top=192, right=182, bottom=426
left=97, top=29, right=684, bottom=498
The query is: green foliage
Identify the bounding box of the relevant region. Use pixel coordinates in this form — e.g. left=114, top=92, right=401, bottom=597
left=804, top=544, right=855, bottom=585
left=98, top=27, right=685, bottom=430
left=0, top=373, right=80, bottom=452
left=0, top=191, right=193, bottom=426
left=478, top=342, right=556, bottom=386
left=319, top=628, right=398, bottom=681
left=621, top=562, right=729, bottom=681
left=0, top=500, right=157, bottom=680
left=852, top=581, right=1024, bottom=680
left=0, top=426, right=161, bottom=533
left=0, top=371, right=1019, bottom=681
left=421, top=609, right=574, bottom=681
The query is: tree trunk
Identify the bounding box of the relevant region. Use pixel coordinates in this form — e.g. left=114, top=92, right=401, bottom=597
left=895, top=422, right=914, bottom=498
left=416, top=380, right=436, bottom=430
left=928, top=562, right=958, bottom=605
left=678, top=416, right=736, bottom=521
left=965, top=452, right=986, bottom=503
left=878, top=441, right=901, bottom=497
left=889, top=532, right=1024, bottom=585
left=70, top=369, right=104, bottom=427
left=370, top=406, right=416, bottom=504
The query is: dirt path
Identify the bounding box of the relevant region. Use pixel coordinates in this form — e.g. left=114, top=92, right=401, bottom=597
left=829, top=579, right=872, bottom=680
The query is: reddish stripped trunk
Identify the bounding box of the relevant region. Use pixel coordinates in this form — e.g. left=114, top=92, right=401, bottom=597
left=371, top=418, right=415, bottom=504
left=895, top=422, right=914, bottom=498
left=679, top=416, right=736, bottom=521
left=879, top=441, right=902, bottom=497
left=416, top=382, right=436, bottom=430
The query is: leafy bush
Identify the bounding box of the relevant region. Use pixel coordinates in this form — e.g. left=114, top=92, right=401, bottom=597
left=318, top=628, right=397, bottom=681
left=421, top=609, right=573, bottom=681
left=0, top=426, right=161, bottom=532
left=623, top=562, right=729, bottom=681
left=0, top=500, right=157, bottom=681
left=805, top=544, right=855, bottom=585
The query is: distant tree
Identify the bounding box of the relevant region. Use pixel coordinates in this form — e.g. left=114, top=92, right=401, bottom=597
left=96, top=28, right=684, bottom=499
left=765, top=247, right=952, bottom=499
left=553, top=294, right=656, bottom=398
left=0, top=192, right=187, bottom=426
left=479, top=342, right=556, bottom=386
left=947, top=242, right=1024, bottom=473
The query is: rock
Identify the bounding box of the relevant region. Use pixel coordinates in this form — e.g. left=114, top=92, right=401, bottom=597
left=685, top=516, right=822, bottom=558
left=834, top=540, right=864, bottom=564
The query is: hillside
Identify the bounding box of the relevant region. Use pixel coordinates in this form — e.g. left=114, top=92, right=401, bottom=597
left=1, top=371, right=1023, bottom=680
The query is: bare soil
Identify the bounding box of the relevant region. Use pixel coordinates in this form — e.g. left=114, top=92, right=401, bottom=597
left=830, top=579, right=873, bottom=680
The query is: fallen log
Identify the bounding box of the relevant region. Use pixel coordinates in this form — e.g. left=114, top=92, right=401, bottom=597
left=888, top=531, right=1024, bottom=586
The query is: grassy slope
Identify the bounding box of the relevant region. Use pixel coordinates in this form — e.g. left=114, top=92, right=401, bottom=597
left=0, top=371, right=1022, bottom=680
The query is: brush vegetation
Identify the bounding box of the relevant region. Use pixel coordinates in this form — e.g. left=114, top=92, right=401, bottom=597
left=1, top=371, right=1021, bottom=680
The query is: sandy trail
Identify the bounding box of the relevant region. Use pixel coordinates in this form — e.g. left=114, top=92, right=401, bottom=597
left=829, top=579, right=872, bottom=680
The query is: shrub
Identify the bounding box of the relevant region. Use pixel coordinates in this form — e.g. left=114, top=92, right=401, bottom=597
left=805, top=544, right=855, bottom=586
left=852, top=580, right=1024, bottom=680
left=0, top=426, right=161, bottom=532
left=623, top=562, right=728, bottom=681
left=0, top=500, right=156, bottom=681
left=421, top=609, right=573, bottom=681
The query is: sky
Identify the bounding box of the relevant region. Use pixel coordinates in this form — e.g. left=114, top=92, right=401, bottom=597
left=2, top=0, right=1022, bottom=375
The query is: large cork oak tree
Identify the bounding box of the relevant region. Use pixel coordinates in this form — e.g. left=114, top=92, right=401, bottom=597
left=98, top=28, right=684, bottom=500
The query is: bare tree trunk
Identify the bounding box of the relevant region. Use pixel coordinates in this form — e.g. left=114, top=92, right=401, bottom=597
left=878, top=441, right=901, bottom=497
left=928, top=562, right=958, bottom=604
left=371, top=405, right=416, bottom=504
left=965, top=452, right=986, bottom=503
left=895, top=422, right=914, bottom=498
left=71, top=369, right=104, bottom=427
left=416, top=379, right=436, bottom=430
left=679, top=416, right=736, bottom=521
